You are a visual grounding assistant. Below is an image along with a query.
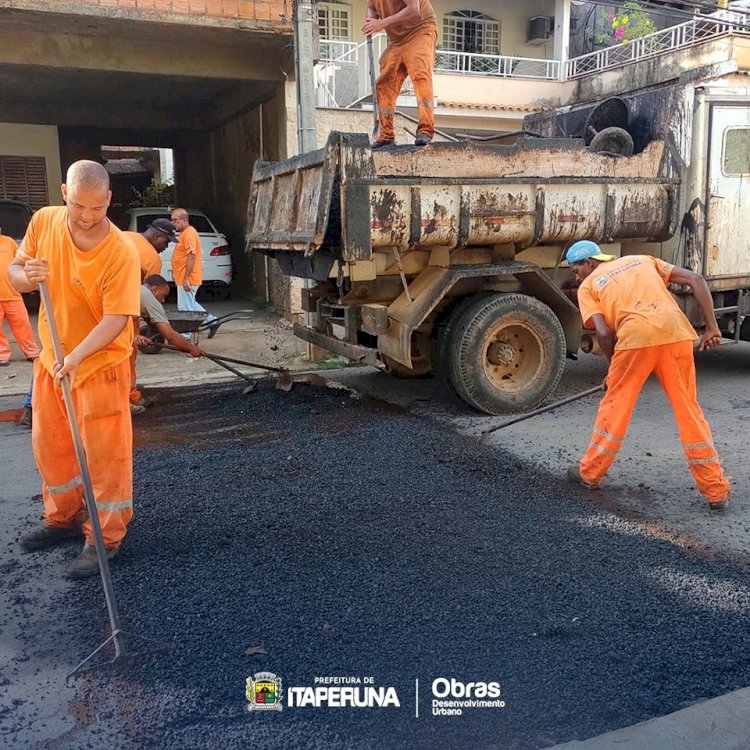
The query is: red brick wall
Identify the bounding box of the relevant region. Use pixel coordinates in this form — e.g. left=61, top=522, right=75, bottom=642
left=68, top=0, right=290, bottom=26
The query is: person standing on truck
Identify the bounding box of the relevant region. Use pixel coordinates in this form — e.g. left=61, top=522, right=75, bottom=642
left=170, top=208, right=220, bottom=337
left=565, top=240, right=731, bottom=512
left=0, top=226, right=39, bottom=365
left=124, top=218, right=177, bottom=281
left=8, top=160, right=141, bottom=579
left=362, top=0, right=438, bottom=149
left=129, top=274, right=204, bottom=412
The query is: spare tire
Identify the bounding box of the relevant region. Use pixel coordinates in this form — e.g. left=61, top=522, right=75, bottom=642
left=583, top=97, right=629, bottom=145
left=589, top=127, right=634, bottom=156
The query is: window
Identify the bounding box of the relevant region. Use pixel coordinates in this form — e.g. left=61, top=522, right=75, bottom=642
left=443, top=10, right=500, bottom=55
left=0, top=156, right=48, bottom=210
left=723, top=128, right=750, bottom=175
left=318, top=2, right=350, bottom=40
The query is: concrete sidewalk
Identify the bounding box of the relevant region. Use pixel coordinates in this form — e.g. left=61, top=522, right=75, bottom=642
left=0, top=297, right=314, bottom=401
left=547, top=687, right=750, bottom=749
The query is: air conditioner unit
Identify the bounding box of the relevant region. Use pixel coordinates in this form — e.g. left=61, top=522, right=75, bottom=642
left=527, top=16, right=551, bottom=45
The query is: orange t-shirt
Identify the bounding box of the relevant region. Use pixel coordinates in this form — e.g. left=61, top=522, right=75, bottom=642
left=171, top=224, right=202, bottom=286
left=371, top=0, right=437, bottom=45
left=0, top=235, right=22, bottom=301
left=18, top=206, right=141, bottom=386
left=577, top=255, right=698, bottom=351
left=125, top=231, right=162, bottom=281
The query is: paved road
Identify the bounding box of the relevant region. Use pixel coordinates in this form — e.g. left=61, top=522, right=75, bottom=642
left=2, top=377, right=750, bottom=749
left=326, top=343, right=750, bottom=557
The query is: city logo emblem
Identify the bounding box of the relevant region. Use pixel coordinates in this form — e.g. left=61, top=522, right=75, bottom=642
left=246, top=672, right=283, bottom=711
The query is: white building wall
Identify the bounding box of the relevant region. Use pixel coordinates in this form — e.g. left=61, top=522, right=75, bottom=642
left=0, top=123, right=63, bottom=205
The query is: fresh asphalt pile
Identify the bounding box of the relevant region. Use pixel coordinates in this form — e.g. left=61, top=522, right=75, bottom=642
left=4, top=380, right=750, bottom=749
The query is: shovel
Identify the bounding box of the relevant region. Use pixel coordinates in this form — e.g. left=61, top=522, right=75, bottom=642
left=144, top=341, right=294, bottom=392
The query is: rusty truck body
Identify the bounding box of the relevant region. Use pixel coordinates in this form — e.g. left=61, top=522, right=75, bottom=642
left=246, top=72, right=750, bottom=415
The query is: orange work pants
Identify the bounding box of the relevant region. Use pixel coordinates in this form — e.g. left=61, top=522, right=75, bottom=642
left=579, top=340, right=730, bottom=502
left=31, top=358, right=134, bottom=548
left=0, top=299, right=39, bottom=362
left=376, top=28, right=436, bottom=142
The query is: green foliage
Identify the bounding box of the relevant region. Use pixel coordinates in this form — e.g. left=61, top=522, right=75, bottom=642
left=594, top=2, right=657, bottom=46
left=129, top=180, right=175, bottom=208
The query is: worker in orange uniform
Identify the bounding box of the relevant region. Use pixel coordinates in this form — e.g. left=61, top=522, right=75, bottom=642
left=170, top=207, right=219, bottom=336
left=124, top=217, right=177, bottom=281
left=363, top=0, right=437, bottom=148
left=8, top=160, right=141, bottom=579
left=124, top=218, right=178, bottom=412
left=0, top=227, right=39, bottom=365
left=129, top=274, right=204, bottom=410
left=565, top=240, right=731, bottom=512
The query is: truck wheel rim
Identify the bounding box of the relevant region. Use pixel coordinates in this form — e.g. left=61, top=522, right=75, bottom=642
left=482, top=322, right=543, bottom=394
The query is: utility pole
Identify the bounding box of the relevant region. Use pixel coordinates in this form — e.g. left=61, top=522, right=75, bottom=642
left=293, top=0, right=318, bottom=154
left=293, top=0, right=321, bottom=358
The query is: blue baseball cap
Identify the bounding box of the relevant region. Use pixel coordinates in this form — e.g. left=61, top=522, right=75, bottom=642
left=566, top=240, right=617, bottom=264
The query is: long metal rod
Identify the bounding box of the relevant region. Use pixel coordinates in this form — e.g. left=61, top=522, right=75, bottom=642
left=480, top=385, right=604, bottom=441
left=397, top=111, right=460, bottom=142
left=38, top=281, right=127, bottom=656
left=203, top=352, right=264, bottom=384
left=367, top=35, right=379, bottom=138
left=147, top=340, right=290, bottom=375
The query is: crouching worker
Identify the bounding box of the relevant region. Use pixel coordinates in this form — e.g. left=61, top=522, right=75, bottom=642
left=565, top=240, right=731, bottom=512
left=8, top=160, right=141, bottom=579
left=129, top=274, right=204, bottom=413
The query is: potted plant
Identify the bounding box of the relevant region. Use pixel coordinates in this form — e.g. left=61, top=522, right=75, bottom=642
left=593, top=1, right=656, bottom=48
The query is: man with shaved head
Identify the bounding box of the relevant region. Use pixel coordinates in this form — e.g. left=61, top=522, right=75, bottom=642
left=8, top=159, right=141, bottom=580
left=170, top=207, right=219, bottom=336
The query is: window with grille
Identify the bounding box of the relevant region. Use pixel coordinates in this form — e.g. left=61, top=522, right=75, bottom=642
left=0, top=156, right=48, bottom=210
left=318, top=2, right=351, bottom=40
left=443, top=10, right=500, bottom=54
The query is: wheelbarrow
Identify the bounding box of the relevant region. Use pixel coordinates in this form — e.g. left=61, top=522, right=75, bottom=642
left=140, top=309, right=254, bottom=354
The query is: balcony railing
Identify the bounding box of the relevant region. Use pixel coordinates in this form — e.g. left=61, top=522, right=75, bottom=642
left=564, top=16, right=743, bottom=78
left=315, top=34, right=560, bottom=108
left=315, top=10, right=750, bottom=109
left=434, top=49, right=559, bottom=79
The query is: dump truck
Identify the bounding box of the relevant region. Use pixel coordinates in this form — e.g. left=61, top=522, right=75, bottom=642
left=246, top=71, right=750, bottom=415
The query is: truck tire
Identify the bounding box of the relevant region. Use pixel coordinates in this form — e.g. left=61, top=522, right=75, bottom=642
left=446, top=293, right=566, bottom=415
left=383, top=332, right=434, bottom=378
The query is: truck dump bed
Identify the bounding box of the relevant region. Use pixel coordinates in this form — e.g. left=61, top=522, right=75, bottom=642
left=246, top=132, right=677, bottom=261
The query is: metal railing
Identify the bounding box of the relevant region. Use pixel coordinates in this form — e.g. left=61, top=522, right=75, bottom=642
left=434, top=49, right=560, bottom=79
left=564, top=15, right=745, bottom=79
left=316, top=10, right=750, bottom=109
left=316, top=34, right=387, bottom=109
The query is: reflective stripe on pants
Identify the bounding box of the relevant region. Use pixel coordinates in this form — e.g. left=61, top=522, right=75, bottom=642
left=31, top=359, right=134, bottom=548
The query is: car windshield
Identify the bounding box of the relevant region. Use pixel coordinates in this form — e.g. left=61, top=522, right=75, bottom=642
left=0, top=203, right=30, bottom=242
left=135, top=213, right=216, bottom=234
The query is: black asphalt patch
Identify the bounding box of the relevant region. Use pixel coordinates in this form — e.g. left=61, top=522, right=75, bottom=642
left=2, top=381, right=750, bottom=749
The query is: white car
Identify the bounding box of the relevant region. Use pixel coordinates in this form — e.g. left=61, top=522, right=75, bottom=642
left=117, top=207, right=233, bottom=289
